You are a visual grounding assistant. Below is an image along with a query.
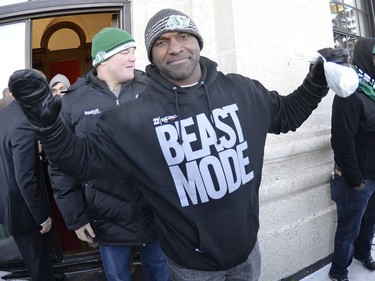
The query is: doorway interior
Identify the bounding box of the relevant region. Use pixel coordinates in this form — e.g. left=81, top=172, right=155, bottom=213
left=32, top=12, right=115, bottom=257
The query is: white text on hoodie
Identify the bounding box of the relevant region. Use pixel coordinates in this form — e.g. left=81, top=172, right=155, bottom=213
left=155, top=104, right=254, bottom=207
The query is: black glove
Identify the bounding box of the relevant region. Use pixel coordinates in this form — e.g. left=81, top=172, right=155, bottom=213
left=308, top=48, right=349, bottom=88
left=8, top=69, right=61, bottom=129
left=318, top=48, right=349, bottom=64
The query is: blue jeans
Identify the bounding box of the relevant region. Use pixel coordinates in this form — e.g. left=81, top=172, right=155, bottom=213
left=329, top=173, right=375, bottom=279
left=166, top=240, right=261, bottom=281
left=99, top=237, right=171, bottom=281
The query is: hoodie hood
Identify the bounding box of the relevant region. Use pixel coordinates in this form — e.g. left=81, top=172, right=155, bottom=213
left=352, top=38, right=375, bottom=101
left=352, top=38, right=375, bottom=79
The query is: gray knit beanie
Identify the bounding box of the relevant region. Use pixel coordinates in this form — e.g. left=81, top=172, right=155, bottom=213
left=144, top=9, right=204, bottom=62
left=49, top=74, right=70, bottom=88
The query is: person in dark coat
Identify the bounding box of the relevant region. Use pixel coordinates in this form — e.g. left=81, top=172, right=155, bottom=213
left=328, top=37, right=375, bottom=281
left=0, top=90, right=55, bottom=280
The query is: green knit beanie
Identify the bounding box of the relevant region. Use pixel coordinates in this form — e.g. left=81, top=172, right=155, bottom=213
left=91, top=27, right=136, bottom=67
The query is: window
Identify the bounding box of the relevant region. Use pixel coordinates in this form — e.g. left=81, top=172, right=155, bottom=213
left=0, top=21, right=27, bottom=96
left=330, top=0, right=374, bottom=60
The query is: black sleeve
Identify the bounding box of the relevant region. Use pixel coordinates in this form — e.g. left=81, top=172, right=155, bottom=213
left=41, top=119, right=131, bottom=182
left=268, top=74, right=329, bottom=134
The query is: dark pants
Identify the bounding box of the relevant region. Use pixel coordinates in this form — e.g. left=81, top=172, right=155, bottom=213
left=12, top=226, right=55, bottom=281
left=329, top=173, right=375, bottom=279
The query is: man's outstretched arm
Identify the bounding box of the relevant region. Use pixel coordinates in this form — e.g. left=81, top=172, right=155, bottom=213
left=9, top=69, right=128, bottom=181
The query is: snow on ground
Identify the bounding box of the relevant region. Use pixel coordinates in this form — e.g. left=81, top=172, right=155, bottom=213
left=0, top=270, right=25, bottom=281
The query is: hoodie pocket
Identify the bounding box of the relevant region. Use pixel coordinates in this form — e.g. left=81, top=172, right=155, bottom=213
left=194, top=198, right=258, bottom=269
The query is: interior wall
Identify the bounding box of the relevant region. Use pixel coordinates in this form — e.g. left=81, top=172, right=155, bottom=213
left=32, top=14, right=113, bottom=50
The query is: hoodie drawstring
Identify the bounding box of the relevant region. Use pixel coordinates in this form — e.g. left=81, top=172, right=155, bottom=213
left=173, top=87, right=183, bottom=144
left=201, top=82, right=220, bottom=145
left=173, top=82, right=220, bottom=145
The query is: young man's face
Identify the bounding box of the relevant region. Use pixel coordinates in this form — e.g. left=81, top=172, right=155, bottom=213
left=151, top=32, right=201, bottom=86
left=51, top=82, right=68, bottom=96
left=102, top=47, right=136, bottom=83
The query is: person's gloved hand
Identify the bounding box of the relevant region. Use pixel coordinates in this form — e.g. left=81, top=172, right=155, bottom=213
left=308, top=48, right=349, bottom=88
left=318, top=48, right=349, bottom=64
left=8, top=69, right=61, bottom=129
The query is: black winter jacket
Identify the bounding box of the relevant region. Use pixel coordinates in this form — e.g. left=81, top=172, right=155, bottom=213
left=0, top=101, right=50, bottom=234
left=43, top=56, right=328, bottom=270
left=49, top=69, right=157, bottom=245
left=331, top=38, right=375, bottom=188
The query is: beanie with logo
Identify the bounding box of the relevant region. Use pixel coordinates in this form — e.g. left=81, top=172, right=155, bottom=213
left=144, top=9, right=204, bottom=62
left=91, top=27, right=136, bottom=67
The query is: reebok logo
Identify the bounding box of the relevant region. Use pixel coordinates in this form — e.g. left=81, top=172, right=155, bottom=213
left=84, top=108, right=101, bottom=116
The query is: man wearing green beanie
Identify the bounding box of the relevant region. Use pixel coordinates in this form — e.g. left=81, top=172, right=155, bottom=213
left=47, top=27, right=171, bottom=281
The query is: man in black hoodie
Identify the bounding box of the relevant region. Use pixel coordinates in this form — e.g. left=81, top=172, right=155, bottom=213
left=8, top=9, right=348, bottom=281
left=328, top=38, right=375, bottom=281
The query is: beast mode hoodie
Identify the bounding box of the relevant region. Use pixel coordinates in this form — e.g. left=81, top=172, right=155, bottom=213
left=43, top=56, right=328, bottom=270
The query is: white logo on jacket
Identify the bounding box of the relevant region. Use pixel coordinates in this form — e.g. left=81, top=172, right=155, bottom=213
left=84, top=108, right=102, bottom=116
left=155, top=103, right=254, bottom=207
left=153, top=115, right=177, bottom=125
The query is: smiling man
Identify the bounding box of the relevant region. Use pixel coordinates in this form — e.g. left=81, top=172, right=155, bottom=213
left=9, top=9, right=349, bottom=281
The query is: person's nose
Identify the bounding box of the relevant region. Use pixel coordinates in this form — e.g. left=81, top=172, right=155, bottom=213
left=129, top=53, right=136, bottom=62
left=126, top=50, right=136, bottom=62
left=168, top=37, right=183, bottom=54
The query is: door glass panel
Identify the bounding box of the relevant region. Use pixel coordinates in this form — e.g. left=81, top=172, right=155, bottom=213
left=0, top=22, right=26, bottom=98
